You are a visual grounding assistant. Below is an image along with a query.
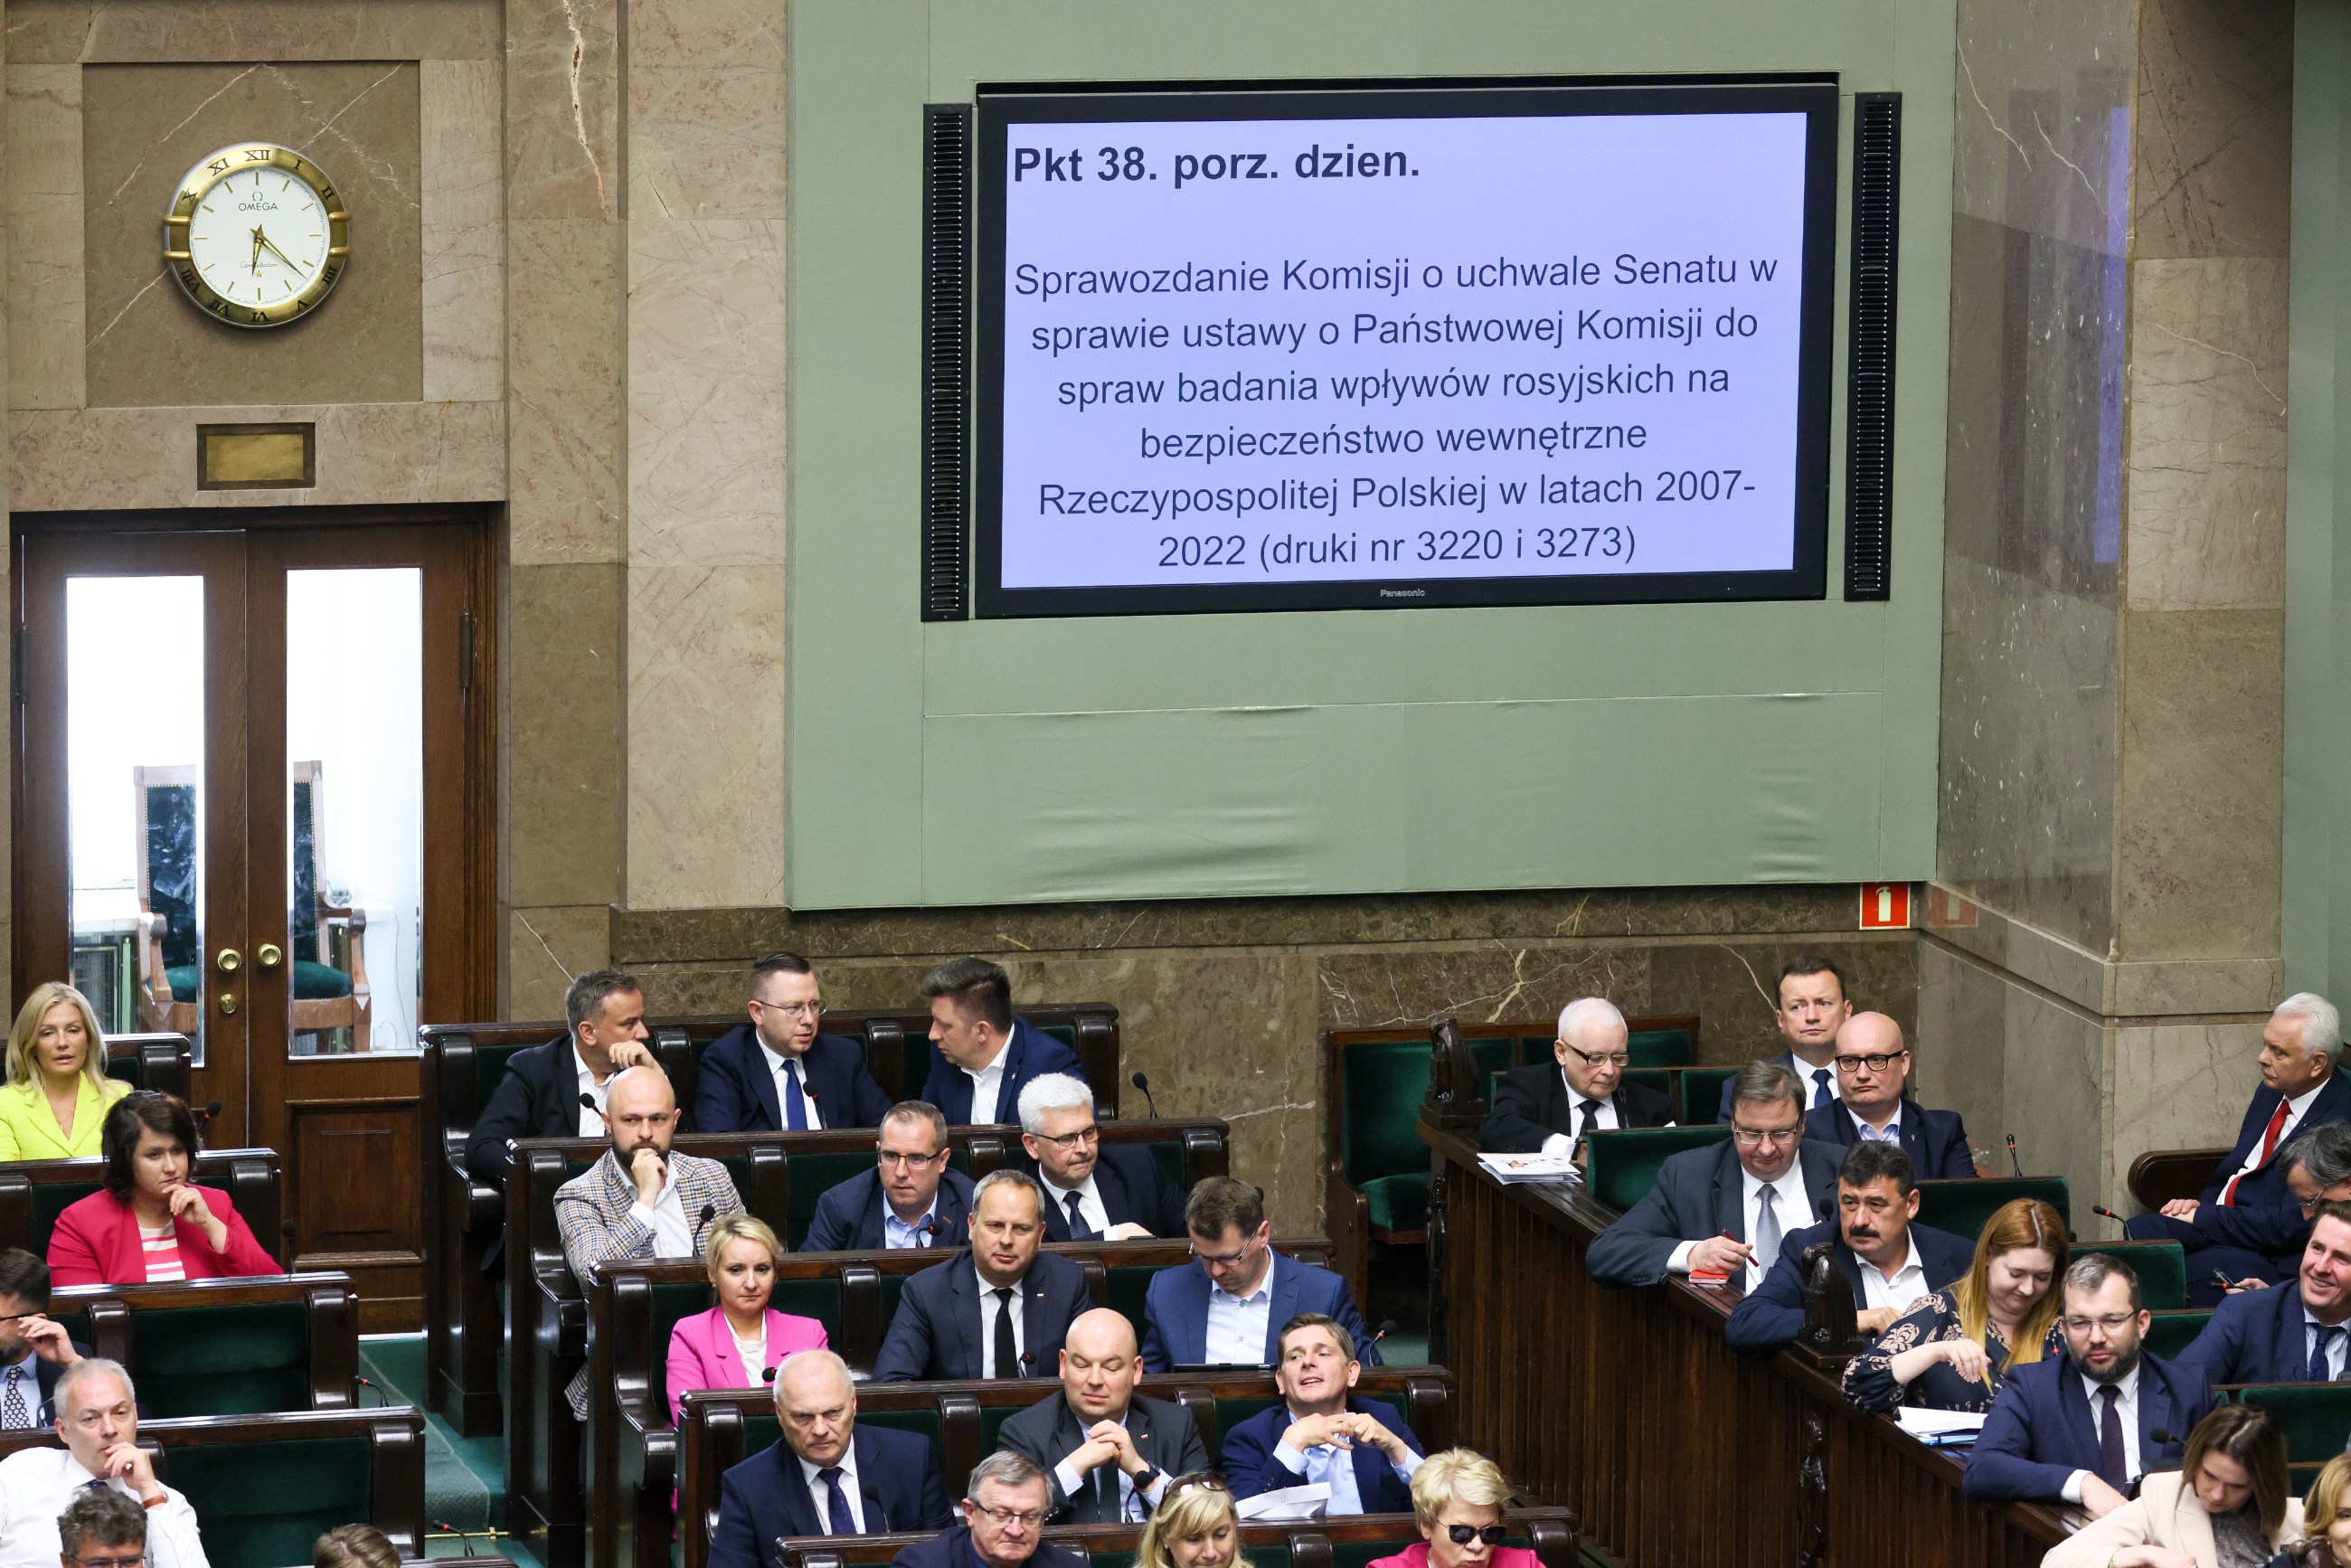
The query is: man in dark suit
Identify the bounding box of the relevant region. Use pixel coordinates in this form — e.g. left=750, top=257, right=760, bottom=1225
left=996, top=1308, right=1207, bottom=1523
left=1015, top=1073, right=1184, bottom=1242
left=0, top=1250, right=90, bottom=1429
left=692, top=951, right=893, bottom=1134
left=804, top=1102, right=977, bottom=1252
left=2176, top=1201, right=2351, bottom=1386
left=709, top=1348, right=952, bottom=1565
left=1222, top=1313, right=1425, bottom=1512
left=1966, top=1253, right=2219, bottom=1517
left=1801, top=1013, right=1978, bottom=1181
left=1587, top=1061, right=1843, bottom=1290
left=1479, top=997, right=1674, bottom=1156
left=889, top=1453, right=1087, bottom=1568
left=2126, top=994, right=2351, bottom=1299
left=1724, top=1142, right=1974, bottom=1351
left=1139, top=1176, right=1376, bottom=1372
left=873, top=1171, right=1088, bottom=1382
left=2149, top=1123, right=2351, bottom=1304
left=917, top=959, right=1086, bottom=1126
left=463, top=969, right=656, bottom=1185
left=1715, top=956, right=1853, bottom=1122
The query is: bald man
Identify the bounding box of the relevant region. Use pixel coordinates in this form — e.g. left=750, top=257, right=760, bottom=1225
left=996, top=1308, right=1207, bottom=1524
left=1799, top=1014, right=1979, bottom=1180
left=553, top=1065, right=745, bottom=1417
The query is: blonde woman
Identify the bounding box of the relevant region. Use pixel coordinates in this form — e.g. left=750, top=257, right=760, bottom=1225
left=1137, top=1475, right=1242, bottom=1568
left=2273, top=1452, right=2351, bottom=1567
left=663, top=1214, right=826, bottom=1420
left=1368, top=1450, right=1533, bottom=1568
left=0, top=984, right=128, bottom=1160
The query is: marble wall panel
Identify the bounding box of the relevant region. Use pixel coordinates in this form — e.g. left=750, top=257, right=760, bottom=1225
left=1648, top=937, right=1918, bottom=1066
left=625, top=563, right=787, bottom=910
left=627, top=0, right=785, bottom=221
left=6, top=64, right=80, bottom=410
left=505, top=0, right=618, bottom=222
left=1950, top=0, right=2135, bottom=252
left=1313, top=944, right=1651, bottom=1034
left=5, top=0, right=500, bottom=63
left=506, top=562, right=626, bottom=911
left=80, top=60, right=421, bottom=408
left=2123, top=258, right=2289, bottom=612
left=506, top=903, right=612, bottom=1020
left=507, top=218, right=623, bottom=563
left=2110, top=1015, right=2267, bottom=1210
left=2129, top=0, right=2293, bottom=261
left=420, top=59, right=503, bottom=403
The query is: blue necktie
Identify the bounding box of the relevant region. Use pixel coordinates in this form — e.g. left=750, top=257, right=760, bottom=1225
left=2313, top=1324, right=2343, bottom=1384
left=1063, top=1189, right=1097, bottom=1241
left=784, top=1063, right=809, bottom=1131
left=2095, top=1385, right=2128, bottom=1490
left=819, top=1465, right=855, bottom=1534
left=1811, top=1069, right=1834, bottom=1110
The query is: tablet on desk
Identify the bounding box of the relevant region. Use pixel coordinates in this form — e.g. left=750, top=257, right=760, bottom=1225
left=1173, top=1362, right=1262, bottom=1374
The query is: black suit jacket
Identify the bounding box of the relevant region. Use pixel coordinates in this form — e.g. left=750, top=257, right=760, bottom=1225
left=709, top=1425, right=954, bottom=1568
left=1033, top=1145, right=1186, bottom=1242
left=1723, top=1216, right=1976, bottom=1351
left=996, top=1391, right=1210, bottom=1523
left=1803, top=1095, right=1978, bottom=1181
left=892, top=1527, right=1088, bottom=1568
left=1584, top=1138, right=1844, bottom=1286
left=691, top=1024, right=894, bottom=1134
left=1478, top=1064, right=1675, bottom=1153
left=802, top=1167, right=977, bottom=1253
left=464, top=1037, right=588, bottom=1184
left=871, top=1250, right=1090, bottom=1382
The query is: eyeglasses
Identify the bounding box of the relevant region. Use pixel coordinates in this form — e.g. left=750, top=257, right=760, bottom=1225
left=1445, top=1525, right=1510, bottom=1545
left=2061, top=1314, right=2138, bottom=1335
left=1032, top=1124, right=1100, bottom=1150
left=1833, top=1051, right=1908, bottom=1074
left=65, top=1554, right=144, bottom=1568
left=878, top=1148, right=948, bottom=1169
left=1193, top=1237, right=1259, bottom=1269
left=1730, top=1127, right=1802, bottom=1148
left=1560, top=1042, right=1631, bottom=1070
left=753, top=999, right=823, bottom=1019
left=969, top=1506, right=1045, bottom=1529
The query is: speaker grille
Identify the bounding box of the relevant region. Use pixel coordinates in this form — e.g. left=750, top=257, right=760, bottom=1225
left=1844, top=91, right=1901, bottom=602
left=921, top=104, right=973, bottom=621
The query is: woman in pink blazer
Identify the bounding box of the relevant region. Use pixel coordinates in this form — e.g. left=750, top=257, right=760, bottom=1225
left=665, top=1214, right=828, bottom=1421
left=1365, top=1450, right=1543, bottom=1568
left=47, top=1092, right=283, bottom=1287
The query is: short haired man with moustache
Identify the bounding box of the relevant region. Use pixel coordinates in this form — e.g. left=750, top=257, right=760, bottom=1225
left=693, top=951, right=893, bottom=1133
left=1018, top=1074, right=1184, bottom=1242
left=708, top=1349, right=953, bottom=1563
left=465, top=969, right=656, bottom=1184
left=918, top=959, right=1085, bottom=1126
left=890, top=1452, right=1088, bottom=1568
left=1479, top=997, right=1674, bottom=1157
left=873, top=1171, right=1090, bottom=1382
left=1220, top=1313, right=1427, bottom=1512
left=1140, top=1177, right=1377, bottom=1372
left=997, top=1308, right=1207, bottom=1523
left=1801, top=1013, right=1978, bottom=1181
left=1716, top=956, right=1854, bottom=1121
left=0, top=1360, right=206, bottom=1568
left=2176, top=1200, right=2351, bottom=1386
left=804, top=1101, right=977, bottom=1252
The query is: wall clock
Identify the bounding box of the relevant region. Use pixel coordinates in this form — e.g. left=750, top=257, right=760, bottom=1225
left=163, top=143, right=351, bottom=328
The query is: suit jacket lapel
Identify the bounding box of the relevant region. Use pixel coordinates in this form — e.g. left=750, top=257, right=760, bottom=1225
left=1711, top=1143, right=1744, bottom=1242
left=1262, top=1252, right=1302, bottom=1362
left=2055, top=1364, right=2103, bottom=1470
left=1833, top=1241, right=1865, bottom=1303
left=2139, top=1365, right=2176, bottom=1468
left=993, top=1034, right=1029, bottom=1123
left=949, top=1263, right=983, bottom=1378
left=748, top=1039, right=783, bottom=1130
left=1177, top=1266, right=1213, bottom=1365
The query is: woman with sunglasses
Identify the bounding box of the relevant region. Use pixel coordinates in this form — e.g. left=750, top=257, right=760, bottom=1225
left=1367, top=1450, right=1533, bottom=1568
left=1137, top=1475, right=1243, bottom=1568
left=1842, top=1197, right=2067, bottom=1413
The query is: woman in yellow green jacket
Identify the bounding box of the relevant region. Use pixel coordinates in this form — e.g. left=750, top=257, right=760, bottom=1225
left=0, top=982, right=130, bottom=1160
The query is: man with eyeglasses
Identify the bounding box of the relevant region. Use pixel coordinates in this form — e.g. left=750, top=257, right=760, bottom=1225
left=1587, top=1061, right=1844, bottom=1289
left=694, top=950, right=894, bottom=1134
left=52, top=1490, right=149, bottom=1568
left=1139, top=1176, right=1377, bottom=1372
left=1724, top=1141, right=1974, bottom=1351
left=1966, top=1254, right=2216, bottom=1517
left=1715, top=956, right=1854, bottom=1122
left=1017, top=1074, right=1183, bottom=1242
left=1479, top=997, right=1673, bottom=1157
left=2174, top=1200, right=2351, bottom=1387
left=0, top=1359, right=207, bottom=1568
left=873, top=1171, right=1089, bottom=1382
left=804, top=1101, right=977, bottom=1252
left=892, top=1451, right=1088, bottom=1568
left=1799, top=1013, right=1978, bottom=1180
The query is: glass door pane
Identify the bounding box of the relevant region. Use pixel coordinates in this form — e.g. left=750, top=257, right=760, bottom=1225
left=64, top=577, right=208, bottom=1057
left=283, top=568, right=422, bottom=1056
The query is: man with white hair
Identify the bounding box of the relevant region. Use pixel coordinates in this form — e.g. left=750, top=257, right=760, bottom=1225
left=2126, top=993, right=2351, bottom=1302
left=0, top=1359, right=207, bottom=1568
left=1017, top=1073, right=1184, bottom=1242
left=1479, top=997, right=1675, bottom=1156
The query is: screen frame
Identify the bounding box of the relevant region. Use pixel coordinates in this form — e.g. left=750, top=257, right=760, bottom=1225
left=968, top=75, right=1842, bottom=619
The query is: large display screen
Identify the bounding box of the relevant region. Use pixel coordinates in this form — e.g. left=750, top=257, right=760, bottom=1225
left=970, top=80, right=1838, bottom=617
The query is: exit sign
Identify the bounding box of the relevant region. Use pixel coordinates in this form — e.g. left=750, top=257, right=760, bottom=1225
left=1858, top=883, right=1913, bottom=930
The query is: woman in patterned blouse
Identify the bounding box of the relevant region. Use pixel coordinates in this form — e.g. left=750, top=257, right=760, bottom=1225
left=1842, top=1197, right=2066, bottom=1412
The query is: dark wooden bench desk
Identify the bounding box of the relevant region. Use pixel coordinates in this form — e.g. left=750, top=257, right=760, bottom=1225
left=49, top=1270, right=360, bottom=1415
left=775, top=1511, right=1579, bottom=1568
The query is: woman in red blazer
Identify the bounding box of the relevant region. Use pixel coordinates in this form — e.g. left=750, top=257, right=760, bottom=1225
left=664, top=1214, right=827, bottom=1421
left=47, top=1091, right=282, bottom=1287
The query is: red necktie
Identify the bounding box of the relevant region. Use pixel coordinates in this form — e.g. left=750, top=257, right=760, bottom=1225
left=2223, top=1099, right=2291, bottom=1205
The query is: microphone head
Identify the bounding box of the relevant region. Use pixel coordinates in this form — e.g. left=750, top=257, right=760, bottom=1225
left=1374, top=1318, right=1399, bottom=1340
left=762, top=1365, right=778, bottom=1383
left=581, top=1092, right=599, bottom=1110
left=699, top=1203, right=718, bottom=1225
left=2150, top=1428, right=2178, bottom=1446
left=1130, top=1071, right=1149, bottom=1091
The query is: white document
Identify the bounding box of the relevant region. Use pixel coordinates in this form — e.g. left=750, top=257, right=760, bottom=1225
left=1477, top=1152, right=1578, bottom=1184
left=1893, top=1407, right=1987, bottom=1439
left=1236, top=1485, right=1330, bottom=1522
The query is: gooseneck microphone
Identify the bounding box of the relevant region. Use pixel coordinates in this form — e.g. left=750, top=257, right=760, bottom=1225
left=2091, top=1204, right=2129, bottom=1223
left=2005, top=1133, right=2024, bottom=1178
left=762, top=1365, right=778, bottom=1384
left=1130, top=1072, right=1159, bottom=1119
left=863, top=1483, right=892, bottom=1532
left=581, top=1092, right=599, bottom=1112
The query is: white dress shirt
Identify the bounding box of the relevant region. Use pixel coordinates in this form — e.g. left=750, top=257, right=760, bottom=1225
left=1856, top=1235, right=1930, bottom=1318
left=1539, top=1076, right=1619, bottom=1157
left=2061, top=1362, right=2142, bottom=1503
left=1783, top=1053, right=1841, bottom=1109
left=883, top=1197, right=941, bottom=1250
left=1848, top=1103, right=1904, bottom=1144
left=574, top=1047, right=613, bottom=1136
left=630, top=1162, right=694, bottom=1256
left=1203, top=1259, right=1277, bottom=1365
left=2306, top=1307, right=2351, bottom=1381
left=1052, top=1410, right=1169, bottom=1521
left=1664, top=1163, right=1812, bottom=1289
left=764, top=1042, right=825, bottom=1130
left=1042, top=1173, right=1108, bottom=1236
left=0, top=1448, right=209, bottom=1568
left=2221, top=1081, right=2330, bottom=1196
left=732, top=1325, right=768, bottom=1385
left=1270, top=1410, right=1423, bottom=1516
left=964, top=1038, right=1012, bottom=1124
left=977, top=1264, right=1026, bottom=1378
left=798, top=1447, right=864, bottom=1534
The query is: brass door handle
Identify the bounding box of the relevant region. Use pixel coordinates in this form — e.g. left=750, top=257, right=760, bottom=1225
left=256, top=944, right=284, bottom=969
left=218, top=993, right=238, bottom=1015
left=215, top=948, right=241, bottom=973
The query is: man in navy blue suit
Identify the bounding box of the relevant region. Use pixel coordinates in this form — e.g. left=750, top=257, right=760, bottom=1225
left=1714, top=956, right=1853, bottom=1123
left=873, top=1171, right=1088, bottom=1382
left=2126, top=994, right=2351, bottom=1302
left=2176, top=1201, right=2351, bottom=1387
left=1222, top=1312, right=1425, bottom=1512
left=1965, top=1254, right=2218, bottom=1518
left=0, top=1249, right=94, bottom=1427
left=917, top=959, right=1085, bottom=1126
left=803, top=1102, right=977, bottom=1252
left=1800, top=1014, right=1979, bottom=1181
left=889, top=1452, right=1087, bottom=1568
left=1723, top=1141, right=1974, bottom=1351
left=709, top=1348, right=953, bottom=1566
left=692, top=951, right=894, bottom=1134
left=1016, top=1073, right=1185, bottom=1242
left=1139, top=1176, right=1377, bottom=1373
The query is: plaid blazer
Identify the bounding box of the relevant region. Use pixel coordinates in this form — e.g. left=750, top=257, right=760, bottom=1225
left=555, top=1148, right=744, bottom=1418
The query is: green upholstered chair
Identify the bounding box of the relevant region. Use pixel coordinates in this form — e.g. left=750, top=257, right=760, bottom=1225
left=1213, top=1392, right=1284, bottom=1455
left=1628, top=1028, right=1695, bottom=1068
left=1342, top=1035, right=1513, bottom=1238
left=1619, top=1068, right=1674, bottom=1106
left=132, top=1299, right=316, bottom=1417
left=1912, top=1178, right=2070, bottom=1248
left=30, top=1181, right=94, bottom=1259
left=2072, top=1241, right=2189, bottom=1312
left=2143, top=1309, right=2212, bottom=1363
left=770, top=1276, right=845, bottom=1346
left=979, top=1400, right=1020, bottom=1458
left=1106, top=1261, right=1171, bottom=1345
left=1587, top=1128, right=1733, bottom=1214
left=2234, top=1384, right=2351, bottom=1466
left=1678, top=1069, right=1736, bottom=1127
left=163, top=1431, right=381, bottom=1568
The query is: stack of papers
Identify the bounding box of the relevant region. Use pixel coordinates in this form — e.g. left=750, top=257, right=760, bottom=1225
left=1236, top=1485, right=1328, bottom=1522
left=1478, top=1152, right=1578, bottom=1184
left=1894, top=1407, right=1987, bottom=1448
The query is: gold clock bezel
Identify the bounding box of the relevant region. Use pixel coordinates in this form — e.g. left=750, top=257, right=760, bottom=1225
left=163, top=143, right=351, bottom=329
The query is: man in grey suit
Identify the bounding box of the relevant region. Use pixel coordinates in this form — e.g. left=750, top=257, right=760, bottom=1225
left=1585, top=1059, right=1843, bottom=1290
left=996, top=1308, right=1207, bottom=1524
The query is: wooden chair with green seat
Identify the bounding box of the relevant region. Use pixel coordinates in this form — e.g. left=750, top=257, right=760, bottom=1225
left=1912, top=1177, right=2070, bottom=1250
left=129, top=765, right=201, bottom=1038
left=2232, top=1383, right=2351, bottom=1491
left=0, top=1148, right=281, bottom=1259
left=100, top=1033, right=192, bottom=1101
left=2144, top=1308, right=2213, bottom=1362
left=1585, top=1127, right=1734, bottom=1215
left=2071, top=1240, right=2190, bottom=1310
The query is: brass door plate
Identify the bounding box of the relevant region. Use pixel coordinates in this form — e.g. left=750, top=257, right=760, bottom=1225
left=197, top=421, right=315, bottom=489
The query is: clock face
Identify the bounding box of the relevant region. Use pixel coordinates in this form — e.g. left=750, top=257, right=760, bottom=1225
left=164, top=144, right=351, bottom=328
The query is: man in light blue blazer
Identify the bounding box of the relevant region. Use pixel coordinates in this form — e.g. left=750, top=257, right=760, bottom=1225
left=1138, top=1176, right=1377, bottom=1373
left=917, top=959, right=1086, bottom=1125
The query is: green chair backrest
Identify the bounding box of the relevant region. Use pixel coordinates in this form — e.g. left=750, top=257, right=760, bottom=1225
left=770, top=1277, right=844, bottom=1346
left=1212, top=1393, right=1282, bottom=1454
left=31, top=1183, right=98, bottom=1258
left=2236, top=1384, right=2351, bottom=1464
left=1515, top=1035, right=1552, bottom=1067
left=1341, top=1037, right=1512, bottom=1188
left=857, top=1404, right=943, bottom=1450
left=1034, top=1023, right=1079, bottom=1052
left=104, top=1055, right=142, bottom=1090
left=1144, top=1139, right=1188, bottom=1199
left=741, top=1412, right=782, bottom=1459
left=1912, top=1178, right=2070, bottom=1249
left=132, top=1301, right=312, bottom=1417
left=647, top=1280, right=714, bottom=1420
left=980, top=1401, right=1019, bottom=1458
left=786, top=1152, right=877, bottom=1250
left=2072, top=1241, right=2188, bottom=1312
left=1629, top=1028, right=1694, bottom=1068
left=1587, top=1128, right=1733, bottom=1214
left=1678, top=1069, right=1737, bottom=1126
left=1620, top=1069, right=1673, bottom=1104
left=163, top=1434, right=373, bottom=1568
left=1105, top=1264, right=1166, bottom=1344
left=472, top=1039, right=542, bottom=1111
left=2144, top=1309, right=2212, bottom=1363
